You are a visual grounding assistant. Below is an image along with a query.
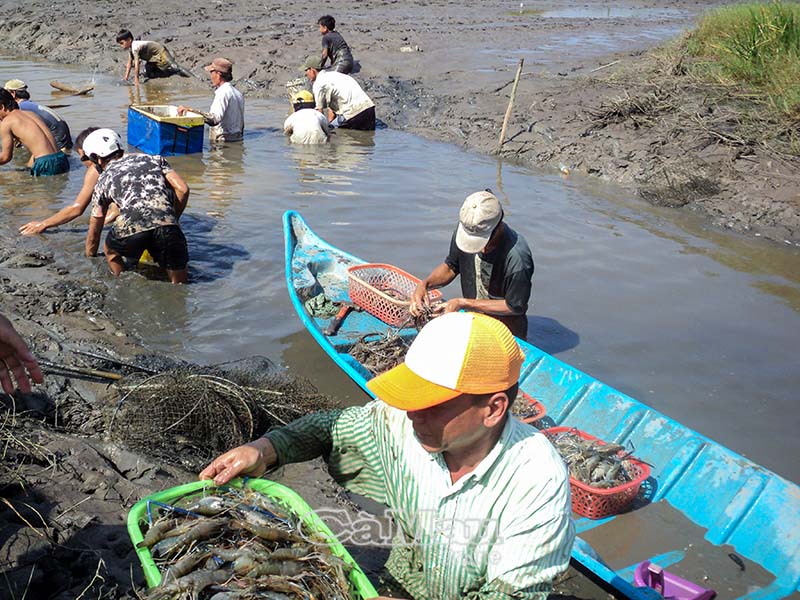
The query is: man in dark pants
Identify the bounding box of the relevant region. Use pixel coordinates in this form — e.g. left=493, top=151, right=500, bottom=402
left=302, top=56, right=375, bottom=131
left=410, top=190, right=534, bottom=339
left=83, top=128, right=190, bottom=284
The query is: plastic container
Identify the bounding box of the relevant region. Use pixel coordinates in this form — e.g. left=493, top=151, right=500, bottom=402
left=634, top=561, right=717, bottom=600
left=127, top=478, right=378, bottom=599
left=347, top=263, right=442, bottom=327
left=127, top=105, right=204, bottom=156
left=543, top=426, right=651, bottom=519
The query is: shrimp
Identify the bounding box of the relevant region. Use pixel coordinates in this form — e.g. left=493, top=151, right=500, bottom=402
left=151, top=519, right=224, bottom=558
left=145, top=567, right=229, bottom=600
left=182, top=495, right=231, bottom=517
left=138, top=518, right=180, bottom=549
left=231, top=519, right=302, bottom=543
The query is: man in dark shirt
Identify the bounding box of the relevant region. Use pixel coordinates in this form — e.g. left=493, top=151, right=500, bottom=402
left=410, top=191, right=534, bottom=339
left=318, top=15, right=354, bottom=74
left=82, top=128, right=190, bottom=284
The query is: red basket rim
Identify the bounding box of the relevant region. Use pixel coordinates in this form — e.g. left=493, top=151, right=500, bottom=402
left=542, top=426, right=651, bottom=494
left=518, top=391, right=547, bottom=423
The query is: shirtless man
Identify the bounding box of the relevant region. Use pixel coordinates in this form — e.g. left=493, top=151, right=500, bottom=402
left=0, top=88, right=69, bottom=176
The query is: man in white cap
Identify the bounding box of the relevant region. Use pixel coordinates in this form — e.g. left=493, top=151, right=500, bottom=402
left=178, top=58, right=244, bottom=144
left=411, top=190, right=534, bottom=338
left=200, top=312, right=573, bottom=600
left=4, top=79, right=73, bottom=153
left=82, top=128, right=190, bottom=284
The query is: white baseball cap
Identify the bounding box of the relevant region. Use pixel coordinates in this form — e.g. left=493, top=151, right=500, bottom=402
left=455, top=191, right=503, bottom=253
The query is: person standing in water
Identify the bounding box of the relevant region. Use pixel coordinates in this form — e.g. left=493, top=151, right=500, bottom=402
left=0, top=88, right=69, bottom=176
left=178, top=58, right=244, bottom=144
left=3, top=79, right=72, bottom=153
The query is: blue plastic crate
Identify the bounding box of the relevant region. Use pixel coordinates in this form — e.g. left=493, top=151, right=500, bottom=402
left=127, top=105, right=204, bottom=156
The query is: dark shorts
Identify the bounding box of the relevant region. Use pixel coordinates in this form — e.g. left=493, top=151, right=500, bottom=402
left=106, top=225, right=189, bottom=271
left=30, top=151, right=70, bottom=176
left=339, top=106, right=376, bottom=131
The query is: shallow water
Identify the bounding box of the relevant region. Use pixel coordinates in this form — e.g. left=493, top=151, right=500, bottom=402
left=2, top=56, right=799, bottom=483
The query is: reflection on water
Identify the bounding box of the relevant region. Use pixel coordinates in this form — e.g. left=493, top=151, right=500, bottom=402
left=1, top=57, right=799, bottom=483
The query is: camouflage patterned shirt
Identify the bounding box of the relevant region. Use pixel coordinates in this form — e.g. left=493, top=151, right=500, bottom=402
left=91, top=153, right=178, bottom=238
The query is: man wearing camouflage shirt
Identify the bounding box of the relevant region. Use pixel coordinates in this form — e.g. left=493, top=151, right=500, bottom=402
left=83, top=128, right=190, bottom=284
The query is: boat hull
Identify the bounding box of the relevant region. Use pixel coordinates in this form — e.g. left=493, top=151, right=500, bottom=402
left=283, top=210, right=800, bottom=600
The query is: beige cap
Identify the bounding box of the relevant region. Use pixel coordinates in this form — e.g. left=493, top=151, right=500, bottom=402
left=204, top=58, right=233, bottom=74
left=301, top=55, right=322, bottom=72
left=4, top=79, right=27, bottom=91
left=455, top=191, right=503, bottom=253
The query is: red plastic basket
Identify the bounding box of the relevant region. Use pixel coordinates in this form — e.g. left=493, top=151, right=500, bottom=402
left=515, top=391, right=547, bottom=425
left=347, top=263, right=442, bottom=327
left=543, top=426, right=650, bottom=519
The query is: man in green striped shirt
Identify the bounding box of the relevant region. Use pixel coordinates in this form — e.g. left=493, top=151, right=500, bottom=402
left=201, top=312, right=574, bottom=599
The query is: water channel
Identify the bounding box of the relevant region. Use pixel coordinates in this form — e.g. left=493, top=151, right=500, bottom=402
left=1, top=56, right=799, bottom=484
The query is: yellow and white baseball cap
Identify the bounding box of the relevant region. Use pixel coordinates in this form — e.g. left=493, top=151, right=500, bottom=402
left=367, top=312, right=525, bottom=411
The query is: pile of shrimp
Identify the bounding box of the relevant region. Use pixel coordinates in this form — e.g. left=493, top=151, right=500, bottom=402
left=546, top=429, right=638, bottom=489
left=138, top=487, right=353, bottom=600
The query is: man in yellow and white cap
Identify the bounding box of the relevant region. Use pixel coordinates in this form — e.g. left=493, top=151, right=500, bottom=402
left=200, top=312, right=573, bottom=600
left=283, top=90, right=330, bottom=144
left=410, top=190, right=534, bottom=339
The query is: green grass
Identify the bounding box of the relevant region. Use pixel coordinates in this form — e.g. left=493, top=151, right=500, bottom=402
left=686, top=1, right=800, bottom=115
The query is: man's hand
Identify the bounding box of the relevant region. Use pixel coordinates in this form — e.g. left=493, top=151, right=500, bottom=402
left=442, top=297, right=466, bottom=314
left=0, top=314, right=43, bottom=394
left=199, top=437, right=277, bottom=485
left=409, top=281, right=430, bottom=317
left=19, top=221, right=47, bottom=236
left=176, top=105, right=188, bottom=116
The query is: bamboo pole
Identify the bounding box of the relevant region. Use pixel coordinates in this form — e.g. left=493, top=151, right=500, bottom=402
left=496, top=58, right=524, bottom=153
left=39, top=359, right=122, bottom=381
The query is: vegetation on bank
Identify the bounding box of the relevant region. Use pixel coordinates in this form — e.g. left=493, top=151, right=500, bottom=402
left=686, top=1, right=800, bottom=117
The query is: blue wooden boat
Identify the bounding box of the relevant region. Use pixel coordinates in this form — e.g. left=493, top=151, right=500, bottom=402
left=283, top=210, right=800, bottom=600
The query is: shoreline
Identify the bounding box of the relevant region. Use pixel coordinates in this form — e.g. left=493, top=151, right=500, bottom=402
left=0, top=0, right=797, bottom=244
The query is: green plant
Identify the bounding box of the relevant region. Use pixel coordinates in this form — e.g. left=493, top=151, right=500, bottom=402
left=687, top=2, right=800, bottom=114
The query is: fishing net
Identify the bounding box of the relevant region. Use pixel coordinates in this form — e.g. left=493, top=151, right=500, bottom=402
left=107, top=357, right=338, bottom=471
left=0, top=398, right=56, bottom=487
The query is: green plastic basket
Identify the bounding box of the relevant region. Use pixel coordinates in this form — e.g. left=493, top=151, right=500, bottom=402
left=127, top=478, right=378, bottom=599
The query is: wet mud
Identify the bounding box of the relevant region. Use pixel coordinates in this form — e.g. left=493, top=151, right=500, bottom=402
left=0, top=0, right=796, bottom=243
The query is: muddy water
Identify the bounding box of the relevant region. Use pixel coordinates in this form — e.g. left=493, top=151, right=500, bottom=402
left=2, top=57, right=799, bottom=484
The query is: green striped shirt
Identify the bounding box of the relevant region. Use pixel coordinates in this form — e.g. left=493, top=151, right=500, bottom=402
left=266, top=401, right=574, bottom=600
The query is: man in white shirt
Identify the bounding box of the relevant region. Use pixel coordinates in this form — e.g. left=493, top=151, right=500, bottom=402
left=179, top=58, right=244, bottom=144
left=302, top=55, right=376, bottom=131
left=283, top=90, right=330, bottom=144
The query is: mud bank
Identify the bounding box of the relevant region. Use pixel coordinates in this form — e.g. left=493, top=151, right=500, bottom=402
left=1, top=0, right=796, bottom=244
left=0, top=234, right=371, bottom=598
